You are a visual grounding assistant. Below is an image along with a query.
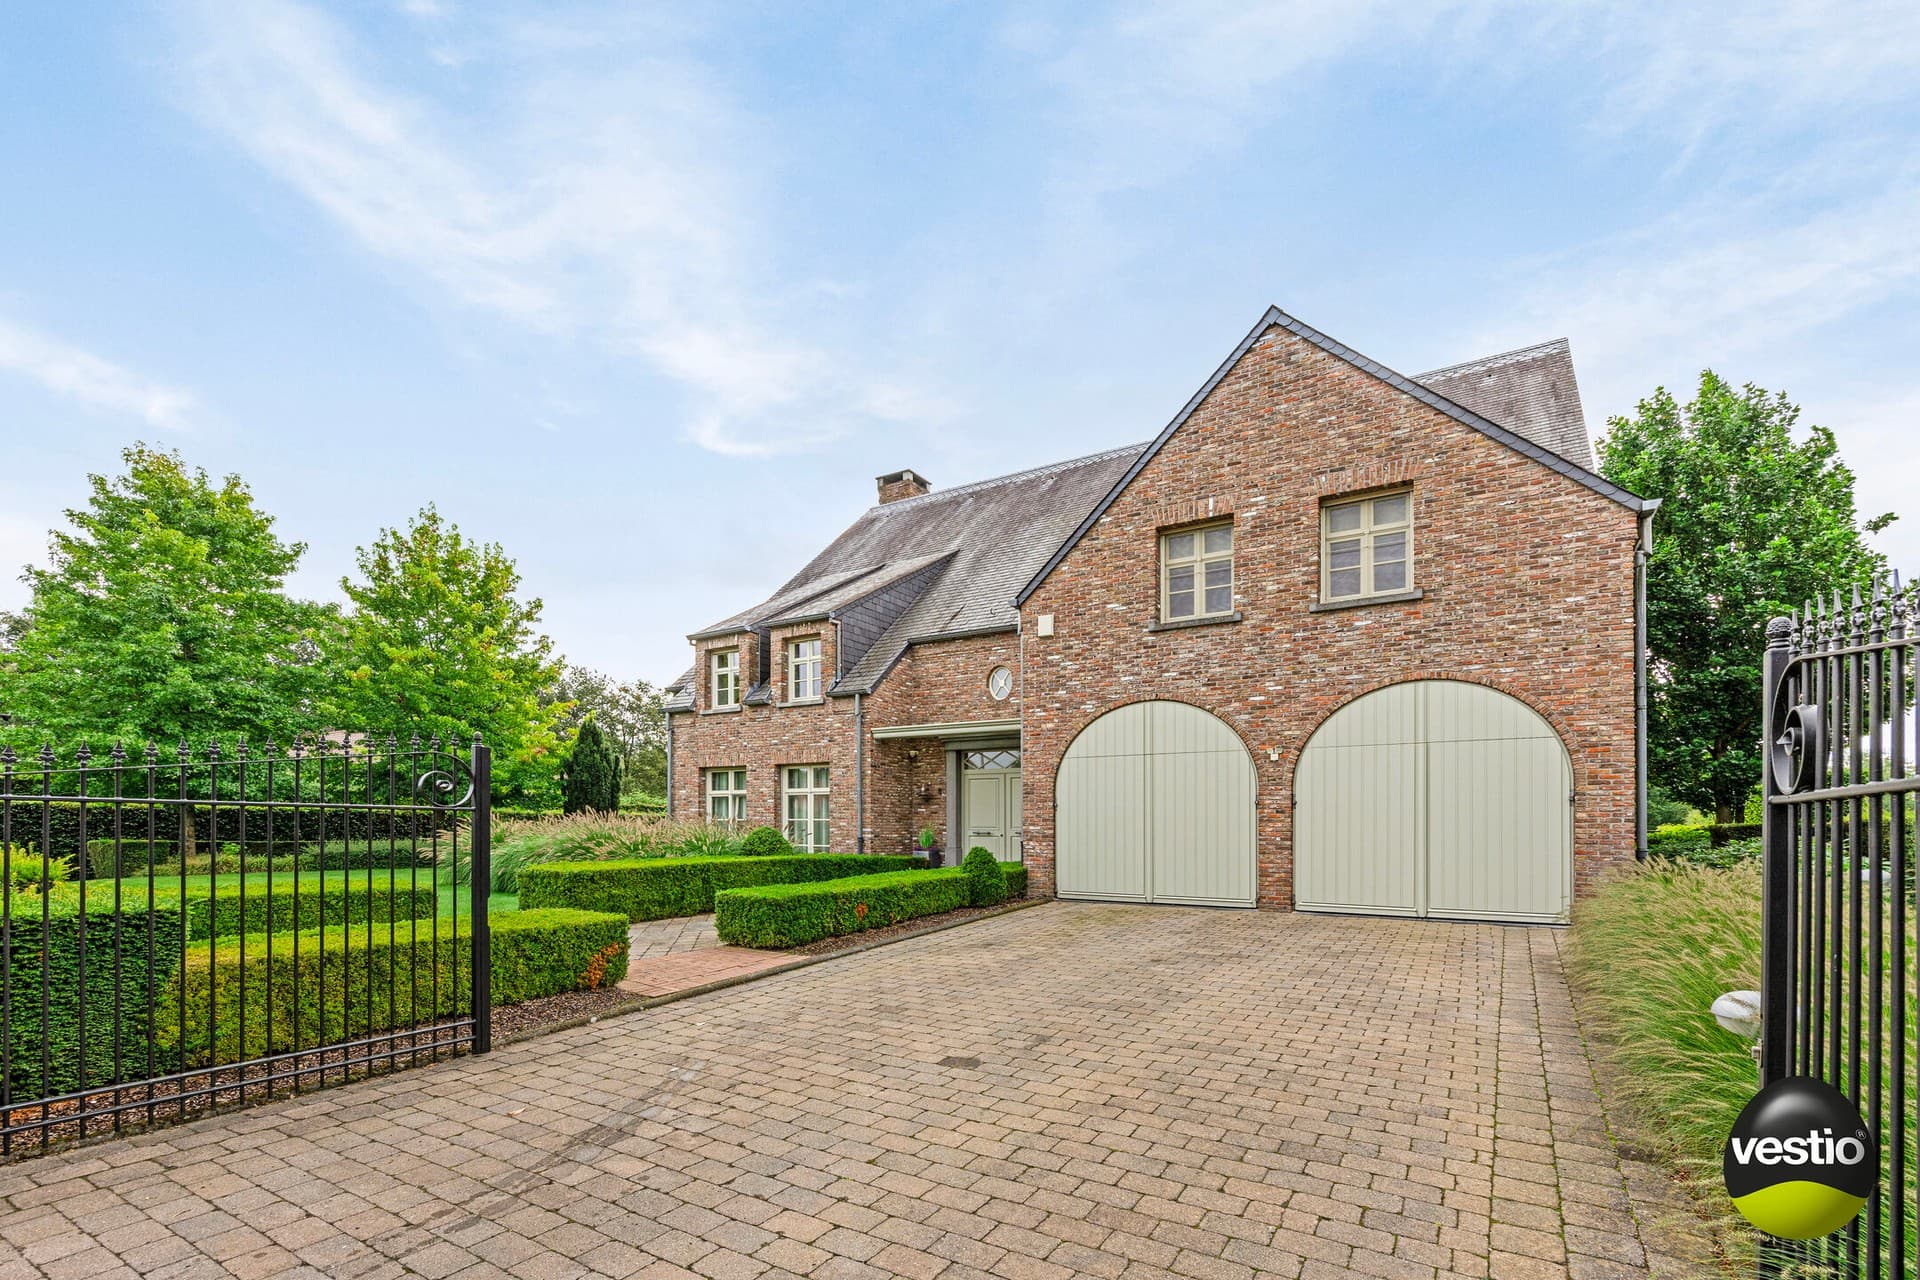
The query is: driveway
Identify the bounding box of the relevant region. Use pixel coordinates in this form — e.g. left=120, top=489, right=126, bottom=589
left=0, top=904, right=1695, bottom=1279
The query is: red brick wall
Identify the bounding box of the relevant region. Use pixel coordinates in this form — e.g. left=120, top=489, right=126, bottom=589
left=1018, top=323, right=1640, bottom=905
left=669, top=629, right=1020, bottom=854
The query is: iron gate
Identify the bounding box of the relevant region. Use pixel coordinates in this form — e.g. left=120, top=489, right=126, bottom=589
left=1760, top=579, right=1919, bottom=1277
left=0, top=732, right=491, bottom=1157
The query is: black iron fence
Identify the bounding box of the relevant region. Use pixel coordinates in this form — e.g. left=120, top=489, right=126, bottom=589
left=1761, top=577, right=1919, bottom=1277
left=0, top=733, right=491, bottom=1157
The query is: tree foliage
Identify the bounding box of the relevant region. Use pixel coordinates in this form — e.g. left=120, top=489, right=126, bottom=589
left=562, top=717, right=621, bottom=814
left=0, top=445, right=332, bottom=745
left=1600, top=373, right=1893, bottom=820
left=330, top=505, right=565, bottom=802
left=548, top=664, right=667, bottom=798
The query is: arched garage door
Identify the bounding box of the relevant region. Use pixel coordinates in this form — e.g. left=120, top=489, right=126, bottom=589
left=1295, top=681, right=1572, bottom=923
left=1056, top=701, right=1256, bottom=907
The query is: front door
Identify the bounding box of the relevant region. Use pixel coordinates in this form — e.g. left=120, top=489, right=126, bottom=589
left=960, top=749, right=1022, bottom=861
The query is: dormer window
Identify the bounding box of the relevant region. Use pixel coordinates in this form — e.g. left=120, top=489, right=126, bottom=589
left=709, top=648, right=740, bottom=709
left=787, top=638, right=823, bottom=703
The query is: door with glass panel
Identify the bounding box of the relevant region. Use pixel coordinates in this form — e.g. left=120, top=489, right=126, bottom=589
left=960, top=749, right=1022, bottom=861
left=783, top=765, right=831, bottom=851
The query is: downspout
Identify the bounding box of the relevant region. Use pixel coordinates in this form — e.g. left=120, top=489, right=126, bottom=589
left=838, top=616, right=865, bottom=854
left=664, top=705, right=673, bottom=819
left=1634, top=502, right=1658, bottom=861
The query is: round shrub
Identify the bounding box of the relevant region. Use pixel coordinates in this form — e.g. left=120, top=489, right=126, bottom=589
left=962, top=847, right=1007, bottom=907
left=739, top=825, right=795, bottom=858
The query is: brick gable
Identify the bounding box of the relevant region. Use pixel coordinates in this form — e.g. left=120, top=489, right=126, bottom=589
left=1016, top=323, right=1640, bottom=905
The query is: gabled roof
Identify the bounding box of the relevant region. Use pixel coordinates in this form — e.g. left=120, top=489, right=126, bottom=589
left=1416, top=338, right=1594, bottom=470
left=1015, top=306, right=1654, bottom=607
left=674, top=444, right=1145, bottom=703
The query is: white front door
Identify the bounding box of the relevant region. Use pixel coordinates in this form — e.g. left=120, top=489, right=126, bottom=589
left=960, top=749, right=1022, bottom=861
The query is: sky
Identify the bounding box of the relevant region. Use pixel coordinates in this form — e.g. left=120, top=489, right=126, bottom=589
left=2, top=1, right=1917, bottom=686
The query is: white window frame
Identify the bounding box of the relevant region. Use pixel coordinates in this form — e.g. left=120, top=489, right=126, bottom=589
left=706, top=768, right=747, bottom=827
left=786, top=637, right=823, bottom=704
left=1321, top=489, right=1414, bottom=602
left=709, top=648, right=740, bottom=709
left=1160, top=521, right=1235, bottom=622
left=782, top=765, right=830, bottom=852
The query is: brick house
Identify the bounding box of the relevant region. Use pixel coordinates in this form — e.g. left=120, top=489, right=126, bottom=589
left=665, top=307, right=1657, bottom=922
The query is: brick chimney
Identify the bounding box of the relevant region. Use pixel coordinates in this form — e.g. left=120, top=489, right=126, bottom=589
left=876, top=468, right=932, bottom=504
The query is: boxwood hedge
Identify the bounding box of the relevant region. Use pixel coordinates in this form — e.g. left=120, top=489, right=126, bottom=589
left=2, top=895, right=186, bottom=1102
left=714, top=862, right=1027, bottom=948
left=63, top=873, right=440, bottom=941
left=155, top=907, right=630, bottom=1070
left=518, top=853, right=924, bottom=921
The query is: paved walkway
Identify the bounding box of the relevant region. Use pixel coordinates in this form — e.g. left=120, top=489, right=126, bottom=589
left=0, top=904, right=1696, bottom=1279
left=618, top=914, right=796, bottom=998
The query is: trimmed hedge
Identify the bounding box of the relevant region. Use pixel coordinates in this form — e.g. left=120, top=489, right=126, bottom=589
left=155, top=907, right=629, bottom=1070
left=738, top=826, right=794, bottom=858
left=962, top=847, right=1008, bottom=906
left=518, top=853, right=924, bottom=921
left=714, top=868, right=971, bottom=947
left=3, top=896, right=187, bottom=1102
left=491, top=908, right=631, bottom=1004
left=86, top=839, right=436, bottom=880
left=64, top=874, right=441, bottom=941
left=1647, top=824, right=1710, bottom=856
left=1002, top=863, right=1028, bottom=900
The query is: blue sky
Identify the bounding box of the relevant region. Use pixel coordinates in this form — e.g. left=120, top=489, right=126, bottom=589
left=2, top=2, right=1916, bottom=685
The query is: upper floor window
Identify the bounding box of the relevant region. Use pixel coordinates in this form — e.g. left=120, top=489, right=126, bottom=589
left=706, top=768, right=747, bottom=826
left=787, top=638, right=823, bottom=703
left=1322, top=490, right=1412, bottom=602
left=1161, top=522, right=1233, bottom=622
left=709, top=648, right=740, bottom=708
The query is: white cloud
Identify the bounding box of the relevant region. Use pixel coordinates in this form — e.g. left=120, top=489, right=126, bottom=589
left=170, top=0, right=931, bottom=457
left=0, top=314, right=195, bottom=429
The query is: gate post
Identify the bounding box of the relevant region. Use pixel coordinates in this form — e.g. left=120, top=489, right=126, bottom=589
left=1759, top=616, right=1793, bottom=1084
left=470, top=736, right=492, bottom=1055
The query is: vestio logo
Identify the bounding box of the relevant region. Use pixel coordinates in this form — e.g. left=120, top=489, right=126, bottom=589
left=1724, top=1076, right=1875, bottom=1240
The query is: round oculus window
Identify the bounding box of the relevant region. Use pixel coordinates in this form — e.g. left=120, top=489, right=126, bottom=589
left=987, top=666, right=1013, bottom=700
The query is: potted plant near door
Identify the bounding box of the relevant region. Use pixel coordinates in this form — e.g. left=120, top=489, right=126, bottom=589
left=917, top=825, right=943, bottom=867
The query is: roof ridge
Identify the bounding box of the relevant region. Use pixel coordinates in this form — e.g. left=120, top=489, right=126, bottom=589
left=1416, top=337, right=1570, bottom=381
left=866, top=442, right=1150, bottom=512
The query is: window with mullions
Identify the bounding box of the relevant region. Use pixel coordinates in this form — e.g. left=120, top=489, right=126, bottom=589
left=783, top=765, right=830, bottom=852
left=1161, top=522, right=1233, bottom=621
left=1322, top=490, right=1412, bottom=602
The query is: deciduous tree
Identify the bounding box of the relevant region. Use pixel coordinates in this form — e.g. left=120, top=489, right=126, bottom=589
left=0, top=445, right=332, bottom=746
left=332, top=505, right=565, bottom=802
left=1600, top=373, right=1893, bottom=821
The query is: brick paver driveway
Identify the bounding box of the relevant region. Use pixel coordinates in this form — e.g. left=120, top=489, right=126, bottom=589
left=0, top=903, right=1683, bottom=1279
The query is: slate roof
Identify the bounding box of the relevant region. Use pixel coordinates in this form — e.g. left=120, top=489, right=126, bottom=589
left=1415, top=338, right=1594, bottom=470
left=671, top=444, right=1146, bottom=702
left=670, top=308, right=1650, bottom=707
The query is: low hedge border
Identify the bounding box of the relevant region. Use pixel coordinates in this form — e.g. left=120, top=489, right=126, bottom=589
left=60, top=873, right=442, bottom=941
left=714, top=862, right=1027, bottom=948
left=155, top=907, right=629, bottom=1071
left=518, top=853, right=925, bottom=921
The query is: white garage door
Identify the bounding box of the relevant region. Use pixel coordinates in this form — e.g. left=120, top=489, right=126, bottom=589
left=1295, top=681, right=1572, bottom=923
left=1056, top=701, right=1256, bottom=907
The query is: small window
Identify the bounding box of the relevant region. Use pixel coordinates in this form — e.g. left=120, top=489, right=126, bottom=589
left=963, top=749, right=1021, bottom=770
left=706, top=769, right=747, bottom=826
left=709, top=648, right=739, bottom=708
left=788, top=638, right=823, bottom=702
left=783, top=765, right=830, bottom=852
left=1322, top=490, right=1413, bottom=602
left=1161, top=522, right=1233, bottom=622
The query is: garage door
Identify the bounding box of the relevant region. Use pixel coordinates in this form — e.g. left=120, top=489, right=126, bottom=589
left=1294, top=681, right=1572, bottom=923
left=1056, top=700, right=1256, bottom=907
